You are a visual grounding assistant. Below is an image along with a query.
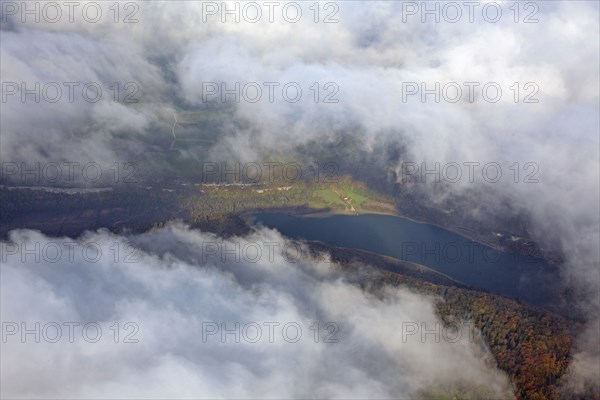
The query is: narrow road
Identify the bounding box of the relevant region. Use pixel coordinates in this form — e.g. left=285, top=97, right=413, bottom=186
left=332, top=188, right=358, bottom=215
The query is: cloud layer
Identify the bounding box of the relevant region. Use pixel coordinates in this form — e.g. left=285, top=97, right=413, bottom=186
left=1, top=224, right=512, bottom=398
left=1, top=1, right=598, bottom=394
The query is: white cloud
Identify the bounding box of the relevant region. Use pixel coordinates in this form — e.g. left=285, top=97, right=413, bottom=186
left=1, top=224, right=512, bottom=399
left=1, top=0, right=598, bottom=392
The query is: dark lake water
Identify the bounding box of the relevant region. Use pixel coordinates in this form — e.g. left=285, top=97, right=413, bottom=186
left=253, top=213, right=560, bottom=307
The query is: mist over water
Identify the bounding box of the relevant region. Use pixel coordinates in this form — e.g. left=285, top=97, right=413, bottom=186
left=1, top=224, right=514, bottom=399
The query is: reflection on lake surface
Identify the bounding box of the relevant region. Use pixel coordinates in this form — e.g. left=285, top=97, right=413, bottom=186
left=254, top=213, right=560, bottom=307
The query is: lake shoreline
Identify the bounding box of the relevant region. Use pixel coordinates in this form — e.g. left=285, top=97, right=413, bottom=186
left=242, top=205, right=522, bottom=258
left=251, top=210, right=562, bottom=309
